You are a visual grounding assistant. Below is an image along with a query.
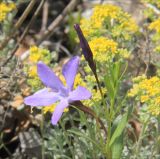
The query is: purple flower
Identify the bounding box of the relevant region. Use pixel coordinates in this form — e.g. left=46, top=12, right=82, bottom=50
left=24, top=56, right=91, bottom=125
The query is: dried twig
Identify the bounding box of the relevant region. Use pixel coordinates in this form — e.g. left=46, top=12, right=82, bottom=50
left=41, top=0, right=49, bottom=32
left=143, top=3, right=160, bottom=15
left=59, top=44, right=72, bottom=57
left=100, top=0, right=105, bottom=4
left=36, top=0, right=79, bottom=45
left=1, top=0, right=45, bottom=67
left=15, top=0, right=37, bottom=29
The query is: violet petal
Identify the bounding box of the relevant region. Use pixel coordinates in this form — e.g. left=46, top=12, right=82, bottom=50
left=62, top=56, right=80, bottom=90
left=37, top=62, right=64, bottom=91
left=69, top=86, right=91, bottom=102
left=51, top=99, right=68, bottom=125
left=24, top=88, right=59, bottom=106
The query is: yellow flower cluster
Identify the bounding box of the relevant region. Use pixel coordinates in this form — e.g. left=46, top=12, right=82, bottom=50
left=80, top=4, right=137, bottom=65
left=83, top=37, right=129, bottom=63
left=29, top=46, right=41, bottom=62
left=74, top=73, right=87, bottom=88
left=148, top=19, right=160, bottom=53
left=128, top=75, right=160, bottom=116
left=28, top=65, right=37, bottom=77
left=26, top=46, right=51, bottom=90
left=83, top=88, right=107, bottom=107
left=74, top=73, right=107, bottom=107
left=91, top=5, right=120, bottom=28
left=43, top=102, right=69, bottom=114
left=149, top=19, right=160, bottom=33
left=88, top=37, right=117, bottom=62
left=28, top=46, right=51, bottom=78
left=0, top=2, right=15, bottom=22
left=119, top=12, right=138, bottom=32
left=29, top=46, right=51, bottom=64
left=80, top=18, right=96, bottom=38
left=81, top=4, right=138, bottom=38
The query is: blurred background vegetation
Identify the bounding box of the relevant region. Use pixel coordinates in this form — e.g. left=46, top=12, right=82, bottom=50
left=1, top=0, right=160, bottom=158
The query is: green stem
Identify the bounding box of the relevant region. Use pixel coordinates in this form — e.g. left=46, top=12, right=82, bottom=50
left=2, top=143, right=12, bottom=157
left=135, top=117, right=150, bottom=158
left=157, top=116, right=160, bottom=154
left=60, top=121, right=75, bottom=158
left=115, top=94, right=127, bottom=115
left=106, top=119, right=112, bottom=159
left=0, top=133, right=12, bottom=157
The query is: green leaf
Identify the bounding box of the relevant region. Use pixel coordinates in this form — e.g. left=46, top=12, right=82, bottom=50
left=111, top=133, right=124, bottom=159
left=104, top=75, right=114, bottom=99
left=78, top=108, right=87, bottom=124
left=109, top=113, right=127, bottom=147
left=67, top=129, right=102, bottom=151
left=110, top=115, right=124, bottom=159
left=109, top=106, right=133, bottom=147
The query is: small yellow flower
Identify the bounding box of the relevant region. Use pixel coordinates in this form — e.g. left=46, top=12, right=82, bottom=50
left=154, top=46, right=160, bottom=53
left=91, top=4, right=121, bottom=28
left=30, top=54, right=41, bottom=63
left=80, top=19, right=95, bottom=37
left=140, top=95, right=149, bottom=103
left=129, top=75, right=160, bottom=116
left=132, top=74, right=146, bottom=83
left=43, top=103, right=68, bottom=114
left=28, top=65, right=37, bottom=77
left=83, top=87, right=107, bottom=107
left=89, top=37, right=118, bottom=62
left=29, top=46, right=51, bottom=63
left=29, top=46, right=41, bottom=62
left=85, top=75, right=96, bottom=83
left=74, top=73, right=87, bottom=88
left=128, top=84, right=139, bottom=97
left=148, top=104, right=160, bottom=116
left=25, top=46, right=51, bottom=91
left=58, top=73, right=65, bottom=85
left=80, top=4, right=138, bottom=39
left=149, top=19, right=160, bottom=33
left=155, top=97, right=160, bottom=105
left=117, top=49, right=130, bottom=59
left=30, top=45, right=39, bottom=53
left=0, top=2, right=16, bottom=22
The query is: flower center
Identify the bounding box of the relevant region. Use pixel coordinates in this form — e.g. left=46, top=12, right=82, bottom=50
left=59, top=87, right=69, bottom=97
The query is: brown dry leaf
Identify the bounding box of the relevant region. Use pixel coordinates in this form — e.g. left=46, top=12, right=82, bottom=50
left=17, top=78, right=26, bottom=85
left=17, top=78, right=31, bottom=96
left=0, top=90, right=10, bottom=100
left=11, top=95, right=24, bottom=108
left=21, top=85, right=31, bottom=96
left=15, top=35, right=35, bottom=57
left=15, top=45, right=29, bottom=57
left=128, top=119, right=141, bottom=142
left=20, top=120, right=30, bottom=130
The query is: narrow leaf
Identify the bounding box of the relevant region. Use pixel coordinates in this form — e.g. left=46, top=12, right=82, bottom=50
left=109, top=105, right=133, bottom=146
